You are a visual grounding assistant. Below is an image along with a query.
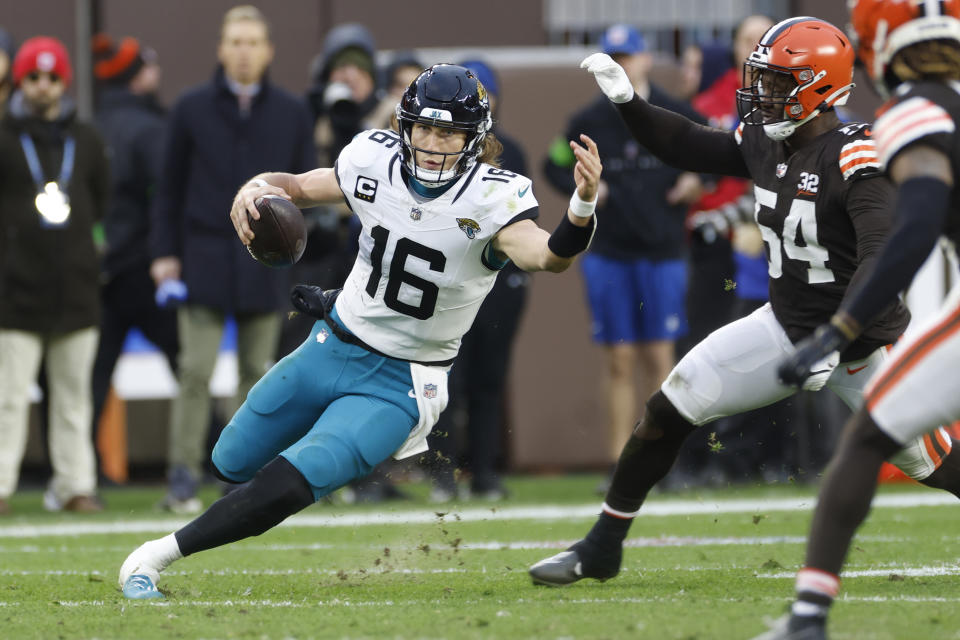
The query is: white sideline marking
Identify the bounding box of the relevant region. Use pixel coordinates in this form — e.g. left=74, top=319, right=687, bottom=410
left=760, top=566, right=960, bottom=579
left=8, top=557, right=947, bottom=578
left=464, top=536, right=810, bottom=549
left=13, top=594, right=960, bottom=609
left=4, top=535, right=909, bottom=554
left=0, top=491, right=951, bottom=539
left=0, top=567, right=471, bottom=577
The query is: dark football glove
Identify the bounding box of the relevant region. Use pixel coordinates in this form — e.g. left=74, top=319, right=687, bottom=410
left=290, top=285, right=340, bottom=320
left=778, top=323, right=850, bottom=389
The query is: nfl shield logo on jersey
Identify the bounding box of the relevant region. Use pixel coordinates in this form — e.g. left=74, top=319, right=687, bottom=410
left=776, top=163, right=788, bottom=178
left=456, top=218, right=481, bottom=239
left=422, top=383, right=437, bottom=399
left=410, top=207, right=423, bottom=221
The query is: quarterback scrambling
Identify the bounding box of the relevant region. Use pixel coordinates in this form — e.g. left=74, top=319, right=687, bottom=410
left=117, top=64, right=602, bottom=599
left=529, top=17, right=960, bottom=592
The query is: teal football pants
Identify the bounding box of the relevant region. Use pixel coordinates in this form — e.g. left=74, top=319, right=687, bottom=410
left=211, top=317, right=419, bottom=501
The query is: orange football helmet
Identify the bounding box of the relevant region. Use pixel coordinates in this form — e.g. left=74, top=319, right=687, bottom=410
left=849, top=0, right=960, bottom=97
left=736, top=17, right=855, bottom=140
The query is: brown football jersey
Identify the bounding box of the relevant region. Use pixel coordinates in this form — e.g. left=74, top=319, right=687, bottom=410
left=735, top=120, right=910, bottom=358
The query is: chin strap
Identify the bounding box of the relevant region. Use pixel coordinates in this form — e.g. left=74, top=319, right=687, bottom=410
left=764, top=82, right=854, bottom=141
left=764, top=109, right=820, bottom=140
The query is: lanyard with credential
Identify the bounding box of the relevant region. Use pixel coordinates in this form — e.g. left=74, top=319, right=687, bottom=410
left=20, top=132, right=75, bottom=227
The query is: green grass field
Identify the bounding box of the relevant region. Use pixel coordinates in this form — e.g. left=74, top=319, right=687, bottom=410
left=2, top=475, right=959, bottom=639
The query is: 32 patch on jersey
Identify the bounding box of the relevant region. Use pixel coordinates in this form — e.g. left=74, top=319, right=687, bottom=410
left=796, top=171, right=819, bottom=196
left=355, top=176, right=378, bottom=203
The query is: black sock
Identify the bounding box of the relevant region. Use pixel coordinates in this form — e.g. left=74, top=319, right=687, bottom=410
left=584, top=512, right=634, bottom=549
left=603, top=391, right=697, bottom=515
left=918, top=437, right=960, bottom=498
left=175, top=456, right=315, bottom=557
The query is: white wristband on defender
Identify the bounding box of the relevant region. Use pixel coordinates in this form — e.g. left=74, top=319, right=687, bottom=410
left=569, top=191, right=598, bottom=218
left=250, top=178, right=269, bottom=188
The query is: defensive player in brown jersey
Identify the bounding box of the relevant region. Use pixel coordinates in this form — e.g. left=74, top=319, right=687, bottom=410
left=763, top=2, right=960, bottom=639
left=529, top=16, right=960, bottom=591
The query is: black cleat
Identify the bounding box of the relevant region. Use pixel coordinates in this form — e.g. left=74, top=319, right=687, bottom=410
left=750, top=614, right=827, bottom=640
left=528, top=539, right=621, bottom=586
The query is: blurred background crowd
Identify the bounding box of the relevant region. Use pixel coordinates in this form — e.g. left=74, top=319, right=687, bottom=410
left=3, top=0, right=953, bottom=516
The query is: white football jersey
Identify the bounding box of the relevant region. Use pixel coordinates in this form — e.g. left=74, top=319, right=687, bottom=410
left=333, top=129, right=539, bottom=363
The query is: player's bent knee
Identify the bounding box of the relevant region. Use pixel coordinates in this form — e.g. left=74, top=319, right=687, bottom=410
left=287, top=436, right=364, bottom=500
left=211, top=463, right=244, bottom=484
left=636, top=390, right=696, bottom=441
left=211, top=424, right=258, bottom=483
left=660, top=356, right=723, bottom=426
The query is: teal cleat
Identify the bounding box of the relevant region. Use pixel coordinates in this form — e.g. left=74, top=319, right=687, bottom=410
left=122, top=574, right=164, bottom=600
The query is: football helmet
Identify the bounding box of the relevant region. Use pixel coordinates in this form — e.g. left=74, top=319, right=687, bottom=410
left=396, top=64, right=492, bottom=186
left=849, top=0, right=960, bottom=98
left=736, top=17, right=855, bottom=140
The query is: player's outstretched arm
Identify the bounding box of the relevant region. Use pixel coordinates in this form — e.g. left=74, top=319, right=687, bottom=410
left=494, top=135, right=601, bottom=273
left=229, top=169, right=343, bottom=245
left=580, top=53, right=748, bottom=178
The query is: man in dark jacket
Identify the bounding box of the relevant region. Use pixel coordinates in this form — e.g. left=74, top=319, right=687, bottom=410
left=0, top=37, right=109, bottom=514
left=90, top=35, right=178, bottom=470
left=150, top=5, right=315, bottom=512
left=544, top=25, right=704, bottom=481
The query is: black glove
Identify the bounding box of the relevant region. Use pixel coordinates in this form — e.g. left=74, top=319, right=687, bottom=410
left=778, top=323, right=850, bottom=388
left=290, top=285, right=340, bottom=320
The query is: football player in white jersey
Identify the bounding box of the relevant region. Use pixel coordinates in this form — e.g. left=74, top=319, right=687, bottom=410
left=117, top=64, right=602, bottom=599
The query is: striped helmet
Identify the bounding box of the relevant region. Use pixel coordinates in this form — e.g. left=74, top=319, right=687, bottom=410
left=736, top=17, right=855, bottom=140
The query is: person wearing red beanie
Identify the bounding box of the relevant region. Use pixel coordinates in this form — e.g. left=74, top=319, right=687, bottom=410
left=0, top=33, right=108, bottom=515
left=12, top=36, right=72, bottom=88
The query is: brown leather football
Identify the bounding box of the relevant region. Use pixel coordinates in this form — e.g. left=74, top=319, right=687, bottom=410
left=247, top=196, right=307, bottom=267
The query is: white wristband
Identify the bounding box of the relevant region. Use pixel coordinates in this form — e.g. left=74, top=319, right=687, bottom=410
left=250, top=178, right=269, bottom=188
left=568, top=191, right=598, bottom=218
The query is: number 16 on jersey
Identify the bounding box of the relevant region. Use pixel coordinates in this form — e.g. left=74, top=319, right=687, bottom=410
left=364, top=225, right=447, bottom=320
